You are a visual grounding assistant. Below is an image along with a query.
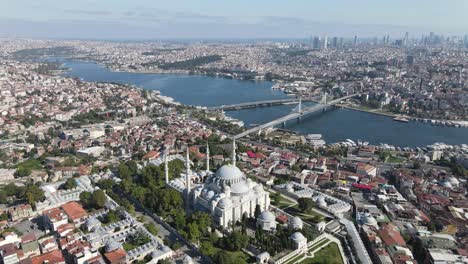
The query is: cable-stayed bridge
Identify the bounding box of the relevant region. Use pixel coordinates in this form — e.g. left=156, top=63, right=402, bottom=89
left=233, top=93, right=359, bottom=139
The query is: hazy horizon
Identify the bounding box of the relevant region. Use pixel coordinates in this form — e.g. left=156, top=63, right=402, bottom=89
left=1, top=0, right=467, bottom=40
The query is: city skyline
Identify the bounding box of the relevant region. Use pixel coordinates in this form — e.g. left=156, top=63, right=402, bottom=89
left=1, top=0, right=467, bottom=39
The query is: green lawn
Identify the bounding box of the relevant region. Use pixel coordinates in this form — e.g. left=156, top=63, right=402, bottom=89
left=16, top=159, right=42, bottom=170
left=386, top=155, right=405, bottom=163
left=284, top=205, right=325, bottom=224
left=300, top=243, right=343, bottom=264
left=123, top=242, right=139, bottom=251
left=284, top=239, right=330, bottom=264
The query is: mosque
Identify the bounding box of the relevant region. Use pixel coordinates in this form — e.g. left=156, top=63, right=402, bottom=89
left=167, top=140, right=271, bottom=229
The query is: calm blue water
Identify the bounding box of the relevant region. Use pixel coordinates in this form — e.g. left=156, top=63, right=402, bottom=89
left=55, top=58, right=467, bottom=147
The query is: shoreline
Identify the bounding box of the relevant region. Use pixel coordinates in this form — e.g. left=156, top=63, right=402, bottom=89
left=339, top=103, right=468, bottom=128
left=53, top=57, right=468, bottom=130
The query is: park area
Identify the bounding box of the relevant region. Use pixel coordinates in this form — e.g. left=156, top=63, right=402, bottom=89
left=284, top=239, right=344, bottom=264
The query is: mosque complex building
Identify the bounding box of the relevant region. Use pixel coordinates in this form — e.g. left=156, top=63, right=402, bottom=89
left=167, top=140, right=271, bottom=229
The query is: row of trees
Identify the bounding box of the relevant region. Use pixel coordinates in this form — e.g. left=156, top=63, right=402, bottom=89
left=0, top=183, right=45, bottom=206
left=79, top=189, right=107, bottom=210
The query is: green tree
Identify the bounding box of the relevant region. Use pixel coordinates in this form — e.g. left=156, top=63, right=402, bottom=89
left=101, top=210, right=119, bottom=224
left=97, top=179, right=115, bottom=191
left=191, top=211, right=212, bottom=235
left=297, top=197, right=314, bottom=213
left=173, top=210, right=186, bottom=230
left=145, top=223, right=159, bottom=236
left=187, top=222, right=201, bottom=241
left=24, top=184, right=45, bottom=206
left=16, top=166, right=32, bottom=177
left=254, top=204, right=262, bottom=219
left=213, top=250, right=247, bottom=264
left=271, top=192, right=281, bottom=205
left=63, top=178, right=77, bottom=190
left=92, top=190, right=107, bottom=208
left=200, top=241, right=217, bottom=258
left=80, top=191, right=92, bottom=206
left=219, top=231, right=249, bottom=251
left=118, top=163, right=131, bottom=179
left=125, top=160, right=138, bottom=176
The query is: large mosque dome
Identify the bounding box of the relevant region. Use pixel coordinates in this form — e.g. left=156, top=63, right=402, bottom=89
left=215, top=164, right=246, bottom=185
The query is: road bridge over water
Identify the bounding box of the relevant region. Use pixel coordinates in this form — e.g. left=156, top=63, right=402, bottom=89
left=233, top=94, right=359, bottom=139
left=210, top=96, right=320, bottom=111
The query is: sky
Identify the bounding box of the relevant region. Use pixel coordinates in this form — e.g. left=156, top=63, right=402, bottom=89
left=0, top=0, right=467, bottom=39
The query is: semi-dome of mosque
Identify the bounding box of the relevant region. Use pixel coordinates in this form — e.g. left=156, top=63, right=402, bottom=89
left=231, top=182, right=250, bottom=195
left=217, top=198, right=232, bottom=209
left=215, top=164, right=245, bottom=184
left=254, top=184, right=263, bottom=192
left=258, top=211, right=276, bottom=222
left=289, top=216, right=303, bottom=230
left=105, top=240, right=122, bottom=252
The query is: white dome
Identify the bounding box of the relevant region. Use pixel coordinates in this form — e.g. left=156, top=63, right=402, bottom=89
left=183, top=255, right=193, bottom=264
left=258, top=211, right=276, bottom=222
left=362, top=213, right=378, bottom=226
left=289, top=216, right=303, bottom=229
left=286, top=183, right=294, bottom=192
left=215, top=165, right=245, bottom=183
left=231, top=182, right=250, bottom=195
left=290, top=232, right=306, bottom=242
left=254, top=184, right=263, bottom=192
left=205, top=190, right=215, bottom=200
left=447, top=176, right=459, bottom=186
left=217, top=198, right=232, bottom=209
left=316, top=197, right=327, bottom=207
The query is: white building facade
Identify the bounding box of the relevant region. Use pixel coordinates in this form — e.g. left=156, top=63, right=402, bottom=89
left=192, top=164, right=270, bottom=229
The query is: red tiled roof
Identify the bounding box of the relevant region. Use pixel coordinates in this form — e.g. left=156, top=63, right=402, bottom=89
left=246, top=151, right=256, bottom=158
left=104, top=249, right=127, bottom=264
left=142, top=150, right=159, bottom=160
left=378, top=223, right=406, bottom=247
left=61, top=202, right=87, bottom=221
left=31, top=250, right=65, bottom=264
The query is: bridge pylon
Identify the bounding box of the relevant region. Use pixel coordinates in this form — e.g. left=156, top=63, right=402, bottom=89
left=298, top=96, right=302, bottom=113
left=321, top=93, right=327, bottom=104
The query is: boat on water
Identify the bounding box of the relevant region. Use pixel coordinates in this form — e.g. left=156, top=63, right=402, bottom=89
left=306, top=134, right=322, bottom=140
left=394, top=116, right=409, bottom=122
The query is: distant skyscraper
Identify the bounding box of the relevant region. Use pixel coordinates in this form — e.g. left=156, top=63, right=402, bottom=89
left=404, top=32, right=409, bottom=46
left=353, top=35, right=357, bottom=47
left=332, top=37, right=338, bottom=48
left=312, top=36, right=321, bottom=49
left=323, top=35, right=328, bottom=50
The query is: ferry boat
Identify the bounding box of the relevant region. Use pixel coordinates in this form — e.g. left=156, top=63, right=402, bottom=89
left=393, top=116, right=409, bottom=122
left=306, top=134, right=322, bottom=140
